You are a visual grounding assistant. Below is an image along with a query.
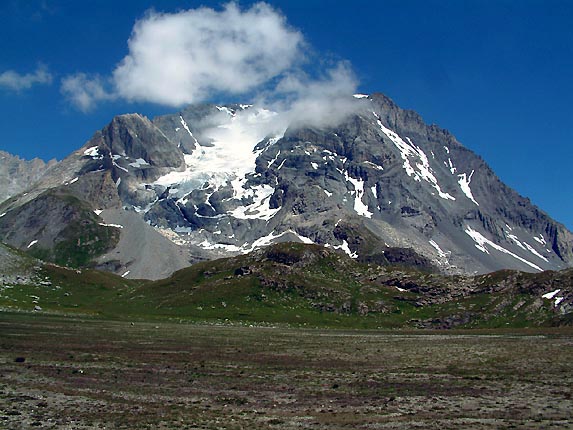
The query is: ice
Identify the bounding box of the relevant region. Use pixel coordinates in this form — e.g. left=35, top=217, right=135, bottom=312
left=153, top=107, right=285, bottom=201
left=27, top=240, right=38, bottom=249
left=374, top=113, right=455, bottom=201
left=464, top=226, right=542, bottom=271
left=129, top=158, right=150, bottom=168
left=458, top=170, right=479, bottom=206
left=353, top=94, right=369, bottom=99
left=345, top=173, right=373, bottom=218
left=542, top=289, right=561, bottom=299
left=229, top=184, right=280, bottom=221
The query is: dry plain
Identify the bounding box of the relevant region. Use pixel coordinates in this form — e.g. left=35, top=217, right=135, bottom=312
left=1, top=313, right=572, bottom=429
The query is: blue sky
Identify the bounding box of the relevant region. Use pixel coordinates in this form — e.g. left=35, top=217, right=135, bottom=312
left=0, top=0, right=571, bottom=229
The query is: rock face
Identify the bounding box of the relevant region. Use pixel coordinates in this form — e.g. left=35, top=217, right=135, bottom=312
left=0, top=150, right=57, bottom=204
left=0, top=94, right=571, bottom=278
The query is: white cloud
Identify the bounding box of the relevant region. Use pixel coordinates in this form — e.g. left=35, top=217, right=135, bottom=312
left=62, top=2, right=303, bottom=110
left=0, top=65, right=52, bottom=91
left=273, top=62, right=362, bottom=129
left=60, top=2, right=364, bottom=130
left=60, top=73, right=115, bottom=112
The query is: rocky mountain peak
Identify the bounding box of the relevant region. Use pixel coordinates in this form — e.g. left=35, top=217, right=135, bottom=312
left=0, top=93, right=571, bottom=279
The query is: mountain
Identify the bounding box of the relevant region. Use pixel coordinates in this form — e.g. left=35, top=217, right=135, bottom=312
left=0, top=93, right=571, bottom=279
left=0, top=150, right=57, bottom=203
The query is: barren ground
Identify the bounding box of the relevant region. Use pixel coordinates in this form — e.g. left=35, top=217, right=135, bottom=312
left=1, top=312, right=572, bottom=429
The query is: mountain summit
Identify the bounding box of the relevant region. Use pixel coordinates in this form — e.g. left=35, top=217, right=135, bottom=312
left=1, top=94, right=571, bottom=279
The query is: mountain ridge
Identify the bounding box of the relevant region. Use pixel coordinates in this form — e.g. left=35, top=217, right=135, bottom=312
left=0, top=93, right=571, bottom=279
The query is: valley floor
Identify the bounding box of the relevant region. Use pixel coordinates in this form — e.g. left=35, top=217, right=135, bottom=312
left=1, top=312, right=572, bottom=429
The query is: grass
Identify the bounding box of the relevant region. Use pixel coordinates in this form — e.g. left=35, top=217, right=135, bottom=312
left=0, top=242, right=569, bottom=330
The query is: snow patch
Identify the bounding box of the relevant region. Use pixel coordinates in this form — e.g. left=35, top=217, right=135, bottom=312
left=323, top=189, right=333, bottom=197
left=121, top=271, right=130, bottom=278
left=507, top=234, right=526, bottom=251
left=94, top=209, right=103, bottom=216
left=327, top=240, right=358, bottom=258
left=523, top=242, right=549, bottom=262
left=542, top=289, right=561, bottom=299
left=0, top=212, right=6, bottom=218
left=179, top=115, right=200, bottom=145
left=129, top=158, right=150, bottom=168
left=447, top=158, right=456, bottom=175
left=311, top=162, right=319, bottom=170
left=27, top=240, right=38, bottom=249
left=267, top=150, right=281, bottom=168
left=99, top=223, right=124, bottom=229
left=353, top=94, right=369, bottom=99
left=429, top=240, right=448, bottom=259
left=374, top=113, right=455, bottom=201
left=83, top=146, right=102, bottom=159
left=229, top=184, right=280, bottom=221
left=542, top=289, right=565, bottom=307
left=533, top=234, right=547, bottom=246
left=363, top=161, right=384, bottom=170
left=345, top=173, right=373, bottom=218
left=464, top=226, right=542, bottom=271
left=370, top=185, right=378, bottom=199
left=216, top=105, right=236, bottom=116
left=458, top=170, right=479, bottom=206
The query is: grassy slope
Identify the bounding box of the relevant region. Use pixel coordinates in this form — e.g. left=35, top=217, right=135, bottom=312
left=0, top=242, right=569, bottom=328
